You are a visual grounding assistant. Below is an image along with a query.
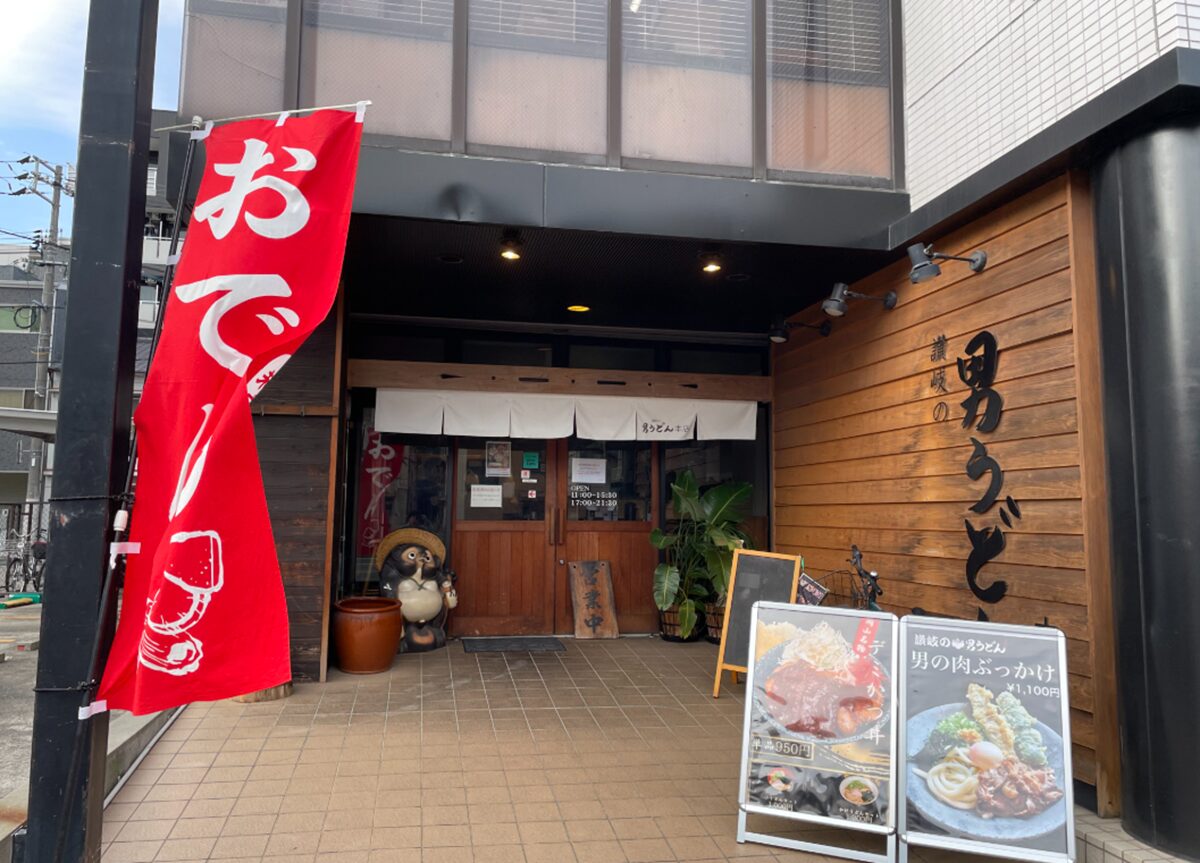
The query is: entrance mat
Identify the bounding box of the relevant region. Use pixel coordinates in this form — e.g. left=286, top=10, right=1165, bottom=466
left=461, top=637, right=566, bottom=653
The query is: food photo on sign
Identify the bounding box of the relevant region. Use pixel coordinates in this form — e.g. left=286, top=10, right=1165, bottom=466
left=901, top=618, right=1073, bottom=858
left=740, top=603, right=897, bottom=833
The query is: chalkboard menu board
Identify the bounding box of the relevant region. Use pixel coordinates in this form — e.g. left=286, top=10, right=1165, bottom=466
left=713, top=550, right=800, bottom=697
left=738, top=602, right=898, bottom=838
left=899, top=617, right=1074, bottom=862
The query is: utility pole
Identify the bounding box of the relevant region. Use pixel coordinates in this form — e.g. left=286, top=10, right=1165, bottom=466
left=6, top=157, right=73, bottom=538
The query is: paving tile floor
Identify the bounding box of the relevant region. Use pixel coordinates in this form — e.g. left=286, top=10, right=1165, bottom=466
left=100, top=638, right=1119, bottom=863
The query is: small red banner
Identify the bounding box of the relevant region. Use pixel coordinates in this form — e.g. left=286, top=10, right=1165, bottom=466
left=98, top=109, right=364, bottom=713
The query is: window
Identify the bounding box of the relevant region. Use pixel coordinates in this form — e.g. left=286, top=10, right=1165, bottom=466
left=456, top=440, right=547, bottom=521
left=0, top=306, right=36, bottom=333
left=662, top=421, right=769, bottom=546
left=181, top=0, right=288, bottom=120
left=349, top=411, right=452, bottom=590
left=301, top=0, right=455, bottom=141
left=460, top=339, right=553, bottom=366
left=569, top=344, right=656, bottom=371
left=467, top=0, right=607, bottom=155
left=623, top=0, right=753, bottom=167
left=568, top=440, right=652, bottom=522
left=767, top=0, right=892, bottom=178
left=0, top=390, right=31, bottom=409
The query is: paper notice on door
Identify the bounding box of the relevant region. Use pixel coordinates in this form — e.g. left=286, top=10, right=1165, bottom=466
left=571, top=457, right=607, bottom=484
left=470, top=484, right=503, bottom=508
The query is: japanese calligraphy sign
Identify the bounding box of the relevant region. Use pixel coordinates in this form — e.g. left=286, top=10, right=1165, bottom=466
left=98, top=109, right=364, bottom=713
left=356, top=428, right=403, bottom=556
left=899, top=616, right=1074, bottom=862
left=738, top=602, right=898, bottom=834
left=568, top=561, right=619, bottom=639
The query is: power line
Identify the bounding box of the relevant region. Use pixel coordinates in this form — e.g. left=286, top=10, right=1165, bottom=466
left=0, top=227, right=71, bottom=251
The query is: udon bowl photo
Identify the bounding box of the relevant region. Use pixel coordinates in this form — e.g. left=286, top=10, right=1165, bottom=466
left=754, top=620, right=889, bottom=743
left=907, top=683, right=1067, bottom=840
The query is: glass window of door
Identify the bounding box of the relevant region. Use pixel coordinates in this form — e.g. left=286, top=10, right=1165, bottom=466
left=567, top=440, right=652, bottom=522
left=456, top=439, right=548, bottom=521
left=348, top=410, right=452, bottom=593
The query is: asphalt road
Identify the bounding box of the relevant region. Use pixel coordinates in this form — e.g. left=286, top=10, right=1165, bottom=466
left=0, top=603, right=41, bottom=799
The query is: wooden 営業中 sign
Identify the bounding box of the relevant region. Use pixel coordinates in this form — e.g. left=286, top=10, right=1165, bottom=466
left=568, top=561, right=619, bottom=639
left=713, top=549, right=801, bottom=697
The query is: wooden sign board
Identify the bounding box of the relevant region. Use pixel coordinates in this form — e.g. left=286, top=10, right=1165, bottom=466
left=568, top=561, right=619, bottom=639
left=713, top=549, right=800, bottom=697
left=898, top=617, right=1074, bottom=863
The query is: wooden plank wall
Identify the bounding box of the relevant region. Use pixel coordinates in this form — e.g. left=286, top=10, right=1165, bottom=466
left=255, top=415, right=333, bottom=681
left=772, top=174, right=1119, bottom=809
left=251, top=305, right=343, bottom=682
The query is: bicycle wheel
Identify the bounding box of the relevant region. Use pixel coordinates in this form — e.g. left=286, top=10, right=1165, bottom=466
left=5, top=557, right=24, bottom=593
left=31, top=559, right=45, bottom=593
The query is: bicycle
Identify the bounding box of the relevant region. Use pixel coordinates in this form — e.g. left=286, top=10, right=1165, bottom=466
left=811, top=544, right=884, bottom=611
left=4, top=530, right=47, bottom=594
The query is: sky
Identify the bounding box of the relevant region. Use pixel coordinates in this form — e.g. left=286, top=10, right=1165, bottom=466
left=0, top=0, right=185, bottom=243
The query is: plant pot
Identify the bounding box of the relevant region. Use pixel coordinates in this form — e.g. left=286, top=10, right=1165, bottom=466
left=704, top=602, right=726, bottom=645
left=659, top=605, right=707, bottom=643
left=332, top=597, right=403, bottom=674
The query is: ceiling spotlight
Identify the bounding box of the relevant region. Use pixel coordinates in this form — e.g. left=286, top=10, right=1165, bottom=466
left=699, top=251, right=722, bottom=274
left=437, top=253, right=464, bottom=264
left=768, top=315, right=833, bottom=343
left=567, top=304, right=591, bottom=313
left=499, top=230, right=522, bottom=261
left=821, top=282, right=898, bottom=318
left=906, top=243, right=987, bottom=284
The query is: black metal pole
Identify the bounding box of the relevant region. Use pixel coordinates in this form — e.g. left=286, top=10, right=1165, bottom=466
left=24, top=2, right=157, bottom=862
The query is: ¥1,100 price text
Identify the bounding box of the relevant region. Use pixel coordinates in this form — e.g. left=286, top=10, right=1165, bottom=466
left=1006, top=683, right=1061, bottom=698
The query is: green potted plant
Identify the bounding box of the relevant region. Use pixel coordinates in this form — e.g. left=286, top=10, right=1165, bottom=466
left=650, top=470, right=752, bottom=641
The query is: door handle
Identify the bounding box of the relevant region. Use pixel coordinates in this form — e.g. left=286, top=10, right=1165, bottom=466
left=548, top=506, right=557, bottom=547
left=556, top=507, right=565, bottom=546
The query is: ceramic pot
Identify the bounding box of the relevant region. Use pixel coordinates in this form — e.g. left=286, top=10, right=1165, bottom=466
left=332, top=597, right=403, bottom=674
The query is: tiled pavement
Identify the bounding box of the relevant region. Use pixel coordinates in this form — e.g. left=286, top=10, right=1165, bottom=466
left=99, top=638, right=1151, bottom=863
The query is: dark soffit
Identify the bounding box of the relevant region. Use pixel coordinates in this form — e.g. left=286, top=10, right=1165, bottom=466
left=343, top=217, right=889, bottom=335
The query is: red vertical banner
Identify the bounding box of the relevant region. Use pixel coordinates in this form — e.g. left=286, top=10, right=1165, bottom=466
left=98, top=108, right=364, bottom=714
left=356, top=429, right=403, bottom=556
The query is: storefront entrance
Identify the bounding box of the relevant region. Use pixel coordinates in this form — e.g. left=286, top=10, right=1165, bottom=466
left=450, top=439, right=658, bottom=636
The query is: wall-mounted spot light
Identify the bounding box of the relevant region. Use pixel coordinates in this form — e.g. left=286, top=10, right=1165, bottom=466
left=500, top=229, right=522, bottom=261
left=699, top=251, right=722, bottom=274
left=567, top=304, right=591, bottom=313
left=768, top=315, right=832, bottom=343
left=906, top=242, right=987, bottom=283
left=821, top=282, right=898, bottom=318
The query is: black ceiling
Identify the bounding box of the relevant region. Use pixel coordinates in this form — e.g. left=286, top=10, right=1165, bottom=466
left=343, top=216, right=894, bottom=335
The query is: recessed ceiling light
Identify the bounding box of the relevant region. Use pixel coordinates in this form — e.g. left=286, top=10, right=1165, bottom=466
left=726, top=272, right=750, bottom=282
left=437, top=253, right=463, bottom=264
left=699, top=252, right=722, bottom=274
left=567, top=304, right=591, bottom=313
left=500, top=229, right=522, bottom=261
